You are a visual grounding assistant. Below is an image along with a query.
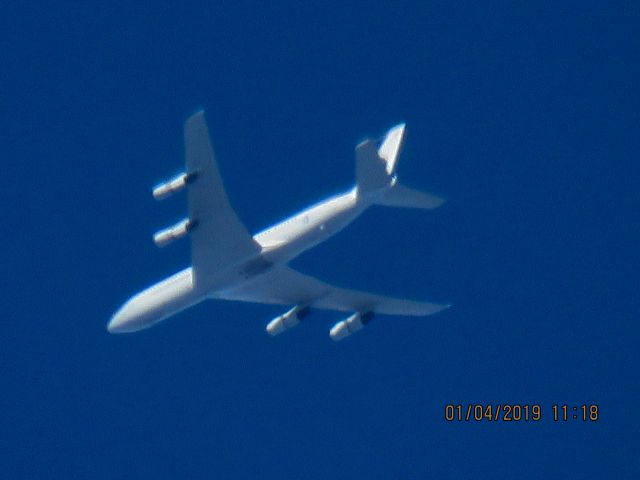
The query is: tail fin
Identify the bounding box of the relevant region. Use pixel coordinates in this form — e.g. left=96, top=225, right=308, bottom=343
left=378, top=123, right=405, bottom=175
left=356, top=123, right=445, bottom=209
left=356, top=123, right=405, bottom=194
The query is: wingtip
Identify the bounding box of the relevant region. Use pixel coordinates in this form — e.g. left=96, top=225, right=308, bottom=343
left=355, top=137, right=375, bottom=150
left=423, top=302, right=452, bottom=316
left=432, top=195, right=447, bottom=209
left=186, top=107, right=206, bottom=123
left=387, top=122, right=406, bottom=138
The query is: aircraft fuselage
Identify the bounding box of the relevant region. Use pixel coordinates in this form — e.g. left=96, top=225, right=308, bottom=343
left=108, top=187, right=374, bottom=333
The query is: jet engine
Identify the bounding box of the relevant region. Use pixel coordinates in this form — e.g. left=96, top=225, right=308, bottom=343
left=329, top=312, right=374, bottom=341
left=153, top=218, right=198, bottom=247
left=266, top=306, right=310, bottom=336
left=152, top=172, right=197, bottom=200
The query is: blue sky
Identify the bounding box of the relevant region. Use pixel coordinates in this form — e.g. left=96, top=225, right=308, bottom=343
left=2, top=2, right=639, bottom=478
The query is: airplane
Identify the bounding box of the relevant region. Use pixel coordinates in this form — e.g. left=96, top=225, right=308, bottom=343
left=108, top=110, right=450, bottom=341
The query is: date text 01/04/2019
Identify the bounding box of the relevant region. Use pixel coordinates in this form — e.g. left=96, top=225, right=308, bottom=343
left=444, top=404, right=599, bottom=422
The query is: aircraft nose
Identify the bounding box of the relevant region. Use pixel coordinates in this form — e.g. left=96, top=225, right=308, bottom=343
left=107, top=307, right=130, bottom=333
left=107, top=301, right=141, bottom=334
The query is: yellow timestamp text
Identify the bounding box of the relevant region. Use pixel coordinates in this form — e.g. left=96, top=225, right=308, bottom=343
left=444, top=404, right=599, bottom=422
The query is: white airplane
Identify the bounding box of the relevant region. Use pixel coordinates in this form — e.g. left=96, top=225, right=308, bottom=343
left=108, top=111, right=449, bottom=340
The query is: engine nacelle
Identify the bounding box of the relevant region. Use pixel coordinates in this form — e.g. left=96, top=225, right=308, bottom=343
left=266, top=305, right=310, bottom=336
left=152, top=172, right=197, bottom=200
left=329, top=312, right=374, bottom=341
left=153, top=218, right=198, bottom=247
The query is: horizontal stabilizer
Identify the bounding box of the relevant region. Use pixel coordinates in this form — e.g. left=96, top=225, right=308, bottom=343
left=376, top=184, right=445, bottom=209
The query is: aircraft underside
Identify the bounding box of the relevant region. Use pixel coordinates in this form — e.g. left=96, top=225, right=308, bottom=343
left=108, top=110, right=449, bottom=340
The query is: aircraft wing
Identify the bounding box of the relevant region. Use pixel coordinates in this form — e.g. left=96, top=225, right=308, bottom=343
left=216, top=266, right=449, bottom=316
left=184, top=111, right=261, bottom=282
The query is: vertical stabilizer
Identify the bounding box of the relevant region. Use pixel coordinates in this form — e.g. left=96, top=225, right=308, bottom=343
left=356, top=139, right=389, bottom=194
left=356, top=123, right=444, bottom=209
left=378, top=123, right=405, bottom=175
left=356, top=123, right=406, bottom=196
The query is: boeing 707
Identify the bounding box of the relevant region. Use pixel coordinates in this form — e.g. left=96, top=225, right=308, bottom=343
left=108, top=111, right=449, bottom=340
